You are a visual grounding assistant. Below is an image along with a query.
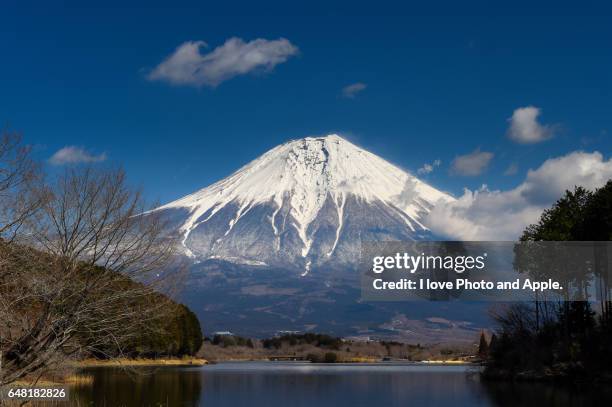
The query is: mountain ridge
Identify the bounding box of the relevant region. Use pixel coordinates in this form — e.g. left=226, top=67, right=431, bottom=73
left=149, top=134, right=488, bottom=340
left=152, top=134, right=454, bottom=273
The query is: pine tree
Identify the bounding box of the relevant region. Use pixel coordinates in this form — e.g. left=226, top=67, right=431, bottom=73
left=488, top=333, right=497, bottom=353
left=485, top=181, right=612, bottom=380
left=581, top=180, right=612, bottom=324
left=478, top=331, right=489, bottom=359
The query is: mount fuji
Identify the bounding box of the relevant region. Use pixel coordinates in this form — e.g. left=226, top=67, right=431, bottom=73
left=151, top=135, right=487, bottom=340
left=152, top=134, right=453, bottom=274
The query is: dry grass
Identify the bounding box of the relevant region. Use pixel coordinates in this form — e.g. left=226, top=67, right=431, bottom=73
left=343, top=356, right=380, bottom=363
left=9, top=374, right=93, bottom=387
left=75, top=357, right=208, bottom=367
left=64, top=374, right=95, bottom=386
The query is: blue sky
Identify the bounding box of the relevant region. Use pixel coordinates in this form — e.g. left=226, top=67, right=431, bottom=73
left=2, top=1, right=611, bottom=207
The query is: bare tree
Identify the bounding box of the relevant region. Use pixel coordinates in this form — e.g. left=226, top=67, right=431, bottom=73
left=0, top=166, right=180, bottom=385
left=0, top=130, right=44, bottom=242
left=490, top=303, right=537, bottom=337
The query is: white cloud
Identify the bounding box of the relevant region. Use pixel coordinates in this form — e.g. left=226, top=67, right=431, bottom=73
left=507, top=106, right=555, bottom=144
left=503, top=163, right=519, bottom=176
left=147, top=37, right=299, bottom=87
left=451, top=149, right=493, bottom=176
left=426, top=186, right=542, bottom=241
left=418, top=159, right=441, bottom=175
left=341, top=82, right=367, bottom=98
left=519, top=151, right=612, bottom=204
left=419, top=164, right=434, bottom=174
left=395, top=179, right=419, bottom=207
left=426, top=151, right=612, bottom=240
left=49, top=146, right=107, bottom=165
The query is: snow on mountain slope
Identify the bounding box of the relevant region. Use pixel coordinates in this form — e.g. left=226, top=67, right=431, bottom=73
left=152, top=134, right=454, bottom=272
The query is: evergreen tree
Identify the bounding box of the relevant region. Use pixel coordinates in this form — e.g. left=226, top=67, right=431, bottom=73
left=485, top=181, right=612, bottom=381
left=581, top=180, right=612, bottom=324
left=478, top=332, right=489, bottom=359
left=519, top=186, right=591, bottom=242
left=488, top=333, right=497, bottom=353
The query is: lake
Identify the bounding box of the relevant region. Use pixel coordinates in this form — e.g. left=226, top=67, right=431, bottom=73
left=69, top=362, right=612, bottom=406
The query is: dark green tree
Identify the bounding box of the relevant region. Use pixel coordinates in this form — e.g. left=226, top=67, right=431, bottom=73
left=517, top=187, right=593, bottom=327
left=488, top=333, right=497, bottom=353
left=324, top=352, right=338, bottom=363
left=478, top=332, right=489, bottom=359
left=580, top=180, right=612, bottom=323
left=485, top=181, right=612, bottom=381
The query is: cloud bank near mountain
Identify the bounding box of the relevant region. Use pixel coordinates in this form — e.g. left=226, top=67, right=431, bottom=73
left=427, top=151, right=612, bottom=240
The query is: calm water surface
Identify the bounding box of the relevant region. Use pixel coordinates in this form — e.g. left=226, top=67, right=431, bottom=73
left=70, top=362, right=612, bottom=406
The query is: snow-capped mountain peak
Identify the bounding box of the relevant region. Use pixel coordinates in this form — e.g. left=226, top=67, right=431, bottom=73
left=154, top=134, right=454, bottom=271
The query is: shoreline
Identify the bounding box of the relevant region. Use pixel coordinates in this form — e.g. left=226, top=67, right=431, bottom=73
left=201, top=358, right=475, bottom=365
left=5, top=360, right=477, bottom=388
left=74, top=357, right=209, bottom=367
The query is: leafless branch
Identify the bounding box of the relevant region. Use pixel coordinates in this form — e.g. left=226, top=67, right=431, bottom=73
left=1, top=166, right=181, bottom=386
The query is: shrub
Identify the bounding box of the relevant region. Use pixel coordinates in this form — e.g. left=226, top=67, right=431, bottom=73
left=324, top=352, right=338, bottom=363
left=306, top=353, right=321, bottom=363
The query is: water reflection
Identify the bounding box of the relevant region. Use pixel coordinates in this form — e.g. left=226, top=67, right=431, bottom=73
left=73, top=366, right=203, bottom=406
left=481, top=380, right=612, bottom=407
left=70, top=362, right=612, bottom=407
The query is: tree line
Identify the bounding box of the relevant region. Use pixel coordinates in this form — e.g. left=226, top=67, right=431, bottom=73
left=261, top=333, right=343, bottom=350
left=483, top=181, right=612, bottom=381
